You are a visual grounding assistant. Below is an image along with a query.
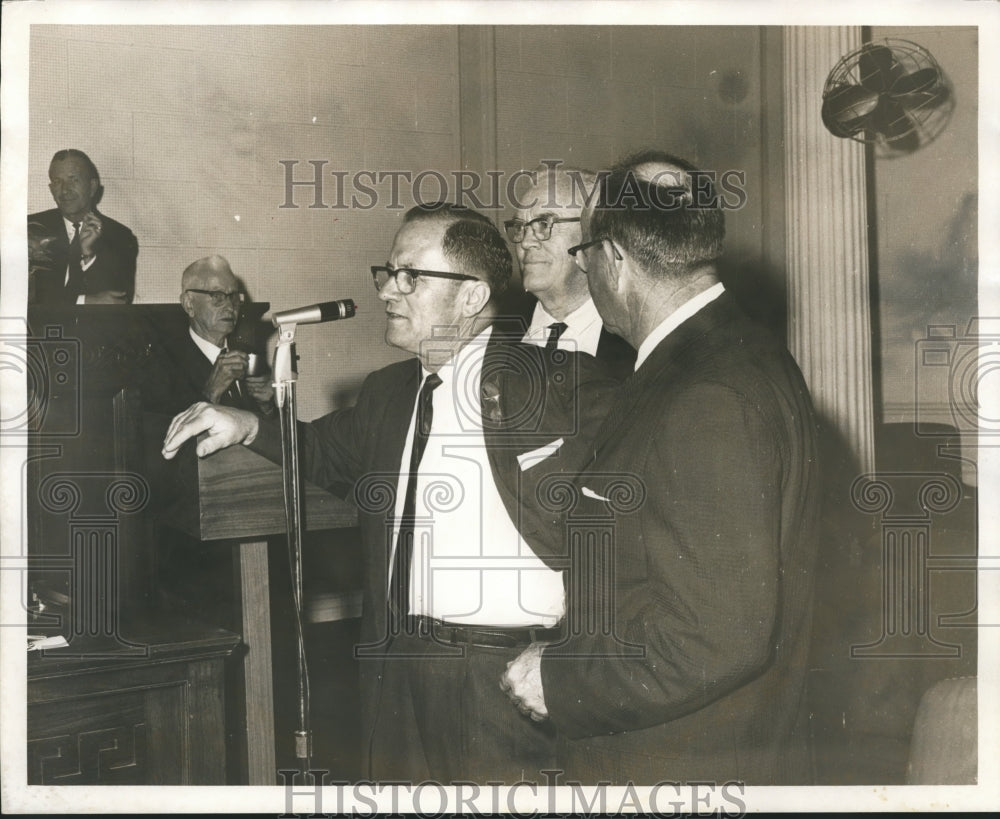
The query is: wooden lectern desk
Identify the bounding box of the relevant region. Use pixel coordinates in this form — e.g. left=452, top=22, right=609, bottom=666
left=158, top=427, right=358, bottom=785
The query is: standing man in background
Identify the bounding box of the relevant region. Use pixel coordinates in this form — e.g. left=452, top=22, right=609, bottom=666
left=506, top=163, right=634, bottom=374
left=28, top=148, right=138, bottom=304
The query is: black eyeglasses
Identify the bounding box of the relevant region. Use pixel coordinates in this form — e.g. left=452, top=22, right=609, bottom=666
left=503, top=216, right=580, bottom=244
left=566, top=237, right=623, bottom=272
left=371, top=265, right=478, bottom=294
left=185, top=288, right=244, bottom=305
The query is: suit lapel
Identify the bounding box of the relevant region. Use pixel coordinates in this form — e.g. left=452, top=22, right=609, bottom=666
left=481, top=333, right=517, bottom=482
left=184, top=334, right=214, bottom=401
left=481, top=337, right=578, bottom=565
left=364, top=360, right=420, bottom=603
left=377, top=359, right=421, bottom=473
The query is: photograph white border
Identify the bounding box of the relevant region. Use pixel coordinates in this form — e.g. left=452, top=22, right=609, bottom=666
left=2, top=1, right=998, bottom=813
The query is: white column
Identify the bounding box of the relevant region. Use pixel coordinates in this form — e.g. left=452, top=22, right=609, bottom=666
left=783, top=26, right=875, bottom=474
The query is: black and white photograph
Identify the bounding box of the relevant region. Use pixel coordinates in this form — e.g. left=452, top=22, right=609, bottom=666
left=1, top=0, right=997, bottom=814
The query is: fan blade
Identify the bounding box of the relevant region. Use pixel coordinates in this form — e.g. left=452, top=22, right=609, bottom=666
left=892, top=85, right=949, bottom=113
left=873, top=97, right=920, bottom=147
left=858, top=45, right=900, bottom=92
left=822, top=83, right=880, bottom=137
left=891, top=66, right=940, bottom=95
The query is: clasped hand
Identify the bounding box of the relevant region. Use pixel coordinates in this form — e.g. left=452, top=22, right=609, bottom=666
left=499, top=642, right=549, bottom=722
left=204, top=349, right=248, bottom=403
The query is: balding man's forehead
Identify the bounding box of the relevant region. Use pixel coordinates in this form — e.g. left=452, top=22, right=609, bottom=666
left=513, top=167, right=597, bottom=213
left=632, top=163, right=689, bottom=188
left=392, top=217, right=448, bottom=248
left=183, top=259, right=237, bottom=289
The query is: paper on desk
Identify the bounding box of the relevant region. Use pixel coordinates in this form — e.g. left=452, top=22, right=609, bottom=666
left=27, top=635, right=69, bottom=651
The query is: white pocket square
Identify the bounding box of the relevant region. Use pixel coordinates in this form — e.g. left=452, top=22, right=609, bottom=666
left=517, top=437, right=564, bottom=471
left=581, top=486, right=611, bottom=502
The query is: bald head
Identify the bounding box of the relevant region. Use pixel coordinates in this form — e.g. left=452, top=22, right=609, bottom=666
left=182, top=254, right=237, bottom=291
left=180, top=255, right=242, bottom=346
left=586, top=151, right=725, bottom=279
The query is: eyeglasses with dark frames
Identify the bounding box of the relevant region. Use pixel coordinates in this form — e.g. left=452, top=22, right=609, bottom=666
left=184, top=288, right=244, bottom=305
left=566, top=237, right=623, bottom=272
left=503, top=216, right=581, bottom=244
left=371, top=265, right=478, bottom=294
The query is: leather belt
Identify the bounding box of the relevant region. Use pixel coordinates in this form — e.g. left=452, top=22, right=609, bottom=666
left=403, top=615, right=562, bottom=649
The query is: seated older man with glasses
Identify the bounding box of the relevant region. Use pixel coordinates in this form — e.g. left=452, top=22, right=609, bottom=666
left=139, top=254, right=274, bottom=416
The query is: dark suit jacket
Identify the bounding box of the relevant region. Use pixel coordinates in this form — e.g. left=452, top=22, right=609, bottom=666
left=139, top=325, right=265, bottom=416
left=594, top=324, right=637, bottom=376
left=28, top=208, right=138, bottom=304
left=249, top=327, right=621, bottom=755
left=540, top=292, right=822, bottom=785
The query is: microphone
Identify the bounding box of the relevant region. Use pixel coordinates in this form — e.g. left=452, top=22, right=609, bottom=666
left=272, top=299, right=357, bottom=326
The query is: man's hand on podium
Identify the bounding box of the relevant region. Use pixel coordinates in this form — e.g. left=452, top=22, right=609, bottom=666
left=161, top=402, right=260, bottom=460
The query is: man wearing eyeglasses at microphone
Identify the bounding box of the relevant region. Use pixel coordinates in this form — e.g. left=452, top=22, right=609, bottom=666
left=161, top=204, right=619, bottom=785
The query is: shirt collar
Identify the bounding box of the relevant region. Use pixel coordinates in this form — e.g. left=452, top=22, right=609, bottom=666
left=189, top=326, right=227, bottom=363
left=527, top=296, right=602, bottom=337
left=419, top=325, right=493, bottom=388
left=634, top=282, right=725, bottom=371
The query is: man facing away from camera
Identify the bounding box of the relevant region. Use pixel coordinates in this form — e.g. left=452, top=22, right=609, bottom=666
left=161, top=204, right=619, bottom=784
left=506, top=163, right=635, bottom=375
left=502, top=152, right=822, bottom=785
left=28, top=149, right=138, bottom=304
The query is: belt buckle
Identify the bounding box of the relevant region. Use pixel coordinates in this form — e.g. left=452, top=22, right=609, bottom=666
left=424, top=619, right=459, bottom=645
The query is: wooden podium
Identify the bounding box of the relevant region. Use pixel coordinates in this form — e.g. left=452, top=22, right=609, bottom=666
left=22, top=304, right=360, bottom=786
left=158, top=426, right=358, bottom=785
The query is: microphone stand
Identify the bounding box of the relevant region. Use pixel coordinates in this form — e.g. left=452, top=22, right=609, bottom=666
left=273, top=322, right=311, bottom=773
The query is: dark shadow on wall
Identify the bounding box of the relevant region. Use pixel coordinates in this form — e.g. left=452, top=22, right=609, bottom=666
left=807, top=414, right=978, bottom=785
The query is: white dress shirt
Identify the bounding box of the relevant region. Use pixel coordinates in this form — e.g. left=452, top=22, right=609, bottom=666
left=390, top=326, right=566, bottom=627
left=189, top=326, right=227, bottom=363
left=634, top=282, right=726, bottom=371
left=522, top=297, right=604, bottom=356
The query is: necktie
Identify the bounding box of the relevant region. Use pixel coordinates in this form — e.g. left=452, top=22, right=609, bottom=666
left=218, top=347, right=244, bottom=403
left=389, top=372, right=443, bottom=626
left=66, top=222, right=83, bottom=296
left=545, top=321, right=568, bottom=350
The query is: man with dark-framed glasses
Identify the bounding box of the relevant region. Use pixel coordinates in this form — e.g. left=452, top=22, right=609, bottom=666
left=161, top=204, right=619, bottom=784
left=504, top=164, right=634, bottom=374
